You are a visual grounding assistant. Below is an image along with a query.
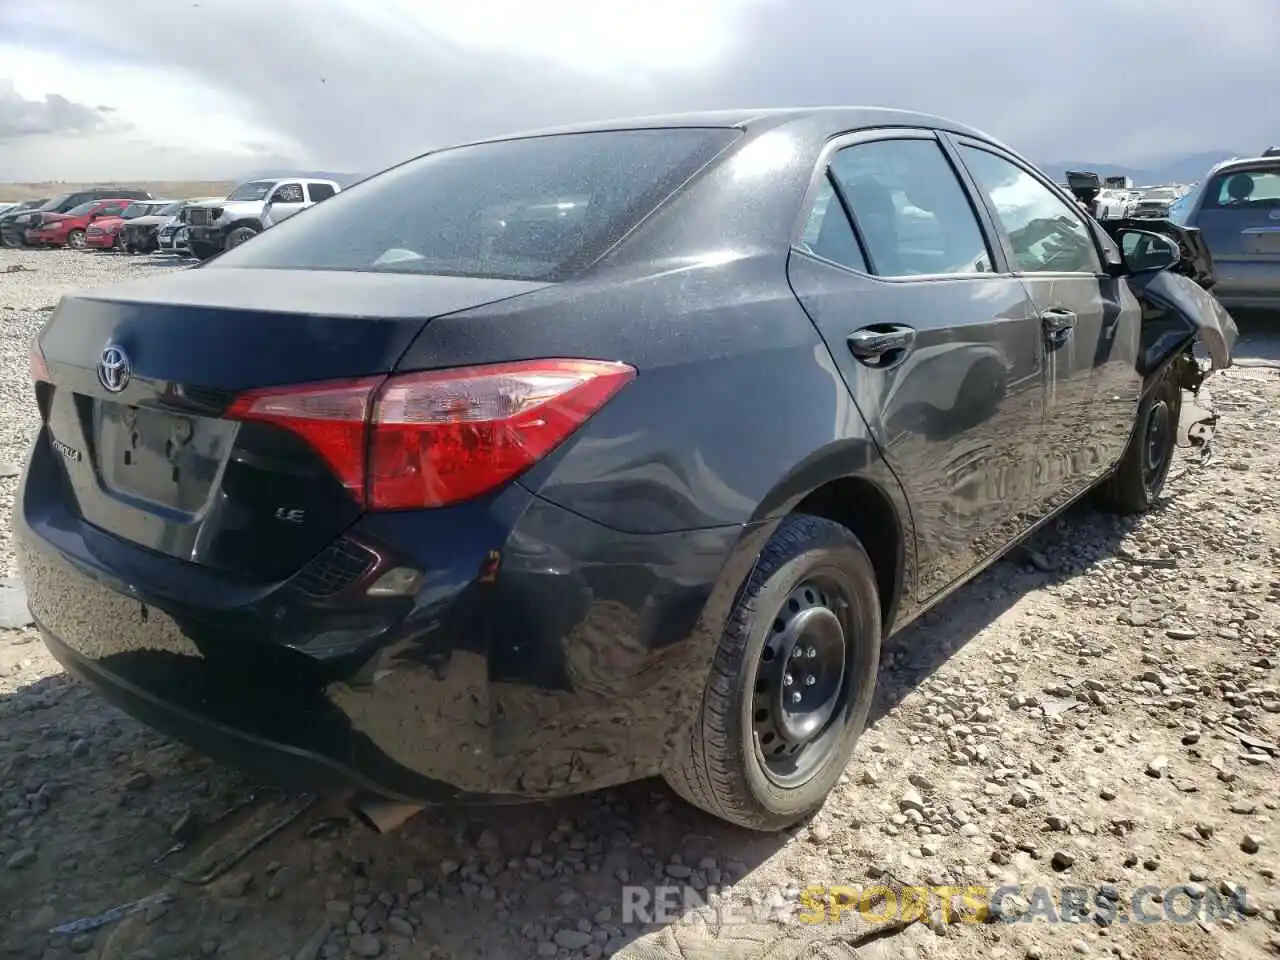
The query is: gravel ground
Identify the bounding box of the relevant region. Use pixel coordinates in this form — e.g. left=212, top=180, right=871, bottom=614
left=1, top=248, right=1279, bottom=960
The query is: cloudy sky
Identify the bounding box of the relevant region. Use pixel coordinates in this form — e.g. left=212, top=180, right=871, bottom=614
left=0, top=0, right=1276, bottom=182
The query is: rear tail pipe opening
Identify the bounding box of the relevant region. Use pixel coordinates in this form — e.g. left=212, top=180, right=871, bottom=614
left=348, top=792, right=425, bottom=834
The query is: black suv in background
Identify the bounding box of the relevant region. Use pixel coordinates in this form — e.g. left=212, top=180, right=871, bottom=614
left=0, top=188, right=154, bottom=248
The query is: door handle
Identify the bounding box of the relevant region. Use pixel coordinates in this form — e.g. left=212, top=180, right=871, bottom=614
left=1040, top=308, right=1076, bottom=345
left=847, top=325, right=916, bottom=368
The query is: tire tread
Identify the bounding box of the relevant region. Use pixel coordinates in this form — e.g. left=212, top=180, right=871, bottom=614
left=664, top=514, right=879, bottom=832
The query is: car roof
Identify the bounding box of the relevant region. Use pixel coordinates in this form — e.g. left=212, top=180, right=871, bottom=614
left=1204, top=155, right=1280, bottom=178
left=436, top=106, right=1005, bottom=153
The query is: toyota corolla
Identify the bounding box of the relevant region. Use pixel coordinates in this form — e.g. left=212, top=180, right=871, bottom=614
left=15, top=108, right=1235, bottom=832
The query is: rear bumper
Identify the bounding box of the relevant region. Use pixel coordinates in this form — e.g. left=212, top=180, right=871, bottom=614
left=1210, top=264, right=1280, bottom=312
left=14, top=433, right=749, bottom=802
left=41, top=626, right=421, bottom=799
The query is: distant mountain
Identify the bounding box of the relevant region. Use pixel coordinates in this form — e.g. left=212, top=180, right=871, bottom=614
left=1039, top=150, right=1249, bottom=187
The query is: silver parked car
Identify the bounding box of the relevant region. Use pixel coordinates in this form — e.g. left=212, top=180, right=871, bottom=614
left=1175, top=154, right=1280, bottom=312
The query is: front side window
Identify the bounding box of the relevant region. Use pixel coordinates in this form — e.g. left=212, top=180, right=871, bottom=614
left=959, top=146, right=1102, bottom=275
left=828, top=139, right=993, bottom=277
left=209, top=128, right=739, bottom=281
left=271, top=183, right=305, bottom=204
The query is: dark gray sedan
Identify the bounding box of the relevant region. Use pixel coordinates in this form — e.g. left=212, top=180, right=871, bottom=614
left=14, top=107, right=1237, bottom=832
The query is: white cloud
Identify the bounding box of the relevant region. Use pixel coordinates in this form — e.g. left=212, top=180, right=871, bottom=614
left=0, top=0, right=1276, bottom=181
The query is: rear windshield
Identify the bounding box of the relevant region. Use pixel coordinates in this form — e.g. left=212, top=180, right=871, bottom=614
left=208, top=128, right=739, bottom=281
left=1202, top=167, right=1280, bottom=209
left=64, top=201, right=97, bottom=217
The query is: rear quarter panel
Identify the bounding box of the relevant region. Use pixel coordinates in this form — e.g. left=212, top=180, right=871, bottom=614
left=396, top=255, right=904, bottom=532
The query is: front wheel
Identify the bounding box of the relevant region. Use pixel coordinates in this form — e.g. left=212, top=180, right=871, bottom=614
left=1095, top=363, right=1182, bottom=513
left=66, top=229, right=86, bottom=250
left=663, top=514, right=881, bottom=832
left=189, top=241, right=220, bottom=261
left=224, top=226, right=259, bottom=250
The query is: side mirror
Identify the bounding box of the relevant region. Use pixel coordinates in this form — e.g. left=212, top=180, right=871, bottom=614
left=1118, top=229, right=1180, bottom=274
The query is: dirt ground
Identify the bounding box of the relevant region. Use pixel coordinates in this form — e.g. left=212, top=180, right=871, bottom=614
left=1, top=250, right=1278, bottom=960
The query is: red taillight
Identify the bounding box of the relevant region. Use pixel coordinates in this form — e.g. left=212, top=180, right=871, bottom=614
left=29, top=339, right=50, bottom=384
left=226, top=359, right=636, bottom=511
left=225, top=376, right=381, bottom=503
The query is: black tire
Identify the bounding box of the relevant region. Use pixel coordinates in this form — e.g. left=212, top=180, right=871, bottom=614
left=663, top=514, right=881, bottom=832
left=0, top=230, right=21, bottom=249
left=66, top=229, right=86, bottom=250
left=190, top=241, right=220, bottom=261
left=1096, top=363, right=1182, bottom=513
left=224, top=226, right=258, bottom=249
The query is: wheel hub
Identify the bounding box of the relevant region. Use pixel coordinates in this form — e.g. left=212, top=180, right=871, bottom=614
left=751, top=580, right=849, bottom=786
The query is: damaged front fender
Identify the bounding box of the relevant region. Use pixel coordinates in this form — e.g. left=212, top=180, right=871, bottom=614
left=1129, top=269, right=1239, bottom=378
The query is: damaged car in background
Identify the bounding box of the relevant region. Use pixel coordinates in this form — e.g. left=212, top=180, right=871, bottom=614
left=15, top=108, right=1236, bottom=835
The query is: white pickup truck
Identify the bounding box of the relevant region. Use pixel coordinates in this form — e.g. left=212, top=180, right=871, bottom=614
left=182, top=177, right=342, bottom=260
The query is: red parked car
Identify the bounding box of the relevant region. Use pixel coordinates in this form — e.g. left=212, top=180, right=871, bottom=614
left=26, top=198, right=135, bottom=249
left=83, top=200, right=175, bottom=250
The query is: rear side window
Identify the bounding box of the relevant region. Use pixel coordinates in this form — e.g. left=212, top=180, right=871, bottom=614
left=796, top=176, right=867, bottom=272
left=828, top=139, right=994, bottom=277
left=308, top=183, right=337, bottom=202
left=209, top=128, right=740, bottom=281
left=1203, top=168, right=1280, bottom=209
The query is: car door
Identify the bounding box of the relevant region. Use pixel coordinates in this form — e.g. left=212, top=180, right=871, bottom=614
left=265, top=182, right=306, bottom=223
left=949, top=138, right=1142, bottom=514
left=786, top=130, right=1049, bottom=600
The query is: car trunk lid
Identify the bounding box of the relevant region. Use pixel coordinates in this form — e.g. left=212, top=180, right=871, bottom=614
left=1197, top=206, right=1280, bottom=260
left=33, top=268, right=548, bottom=581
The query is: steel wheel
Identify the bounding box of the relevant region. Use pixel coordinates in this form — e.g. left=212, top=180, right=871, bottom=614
left=1142, top=398, right=1173, bottom=493
left=751, top=573, right=852, bottom=788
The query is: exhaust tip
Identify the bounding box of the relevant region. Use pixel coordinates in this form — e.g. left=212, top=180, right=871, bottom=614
left=348, top=793, right=425, bottom=835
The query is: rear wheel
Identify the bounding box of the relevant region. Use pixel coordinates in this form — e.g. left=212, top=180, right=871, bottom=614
left=663, top=514, right=881, bottom=832
left=1096, top=363, right=1182, bottom=513
left=190, top=241, right=220, bottom=261
left=66, top=229, right=86, bottom=250
left=0, top=230, right=20, bottom=249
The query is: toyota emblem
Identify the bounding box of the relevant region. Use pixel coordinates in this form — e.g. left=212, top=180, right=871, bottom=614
left=97, top=345, right=131, bottom=393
